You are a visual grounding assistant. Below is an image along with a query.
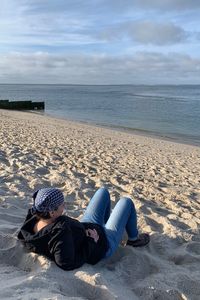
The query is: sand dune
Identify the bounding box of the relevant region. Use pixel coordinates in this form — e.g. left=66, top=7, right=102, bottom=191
left=0, top=110, right=200, bottom=300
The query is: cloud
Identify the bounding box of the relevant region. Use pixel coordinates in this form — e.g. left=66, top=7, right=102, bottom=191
left=0, top=0, right=199, bottom=53
left=128, top=21, right=188, bottom=45
left=0, top=1, right=200, bottom=85
left=0, top=51, right=199, bottom=84
left=136, top=0, right=200, bottom=11
left=101, top=0, right=200, bottom=12
left=0, top=1, right=99, bottom=52
left=23, top=0, right=200, bottom=13
left=100, top=21, right=188, bottom=46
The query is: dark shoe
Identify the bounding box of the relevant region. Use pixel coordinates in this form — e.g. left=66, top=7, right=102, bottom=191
left=126, top=233, right=150, bottom=247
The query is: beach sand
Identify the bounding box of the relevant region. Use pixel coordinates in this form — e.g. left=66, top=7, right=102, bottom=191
left=0, top=109, right=200, bottom=300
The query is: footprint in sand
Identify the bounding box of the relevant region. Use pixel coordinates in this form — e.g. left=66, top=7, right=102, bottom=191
left=0, top=150, right=10, bottom=167
left=186, top=242, right=200, bottom=256
left=192, top=233, right=200, bottom=242
left=154, top=206, right=170, bottom=217
left=171, top=252, right=200, bottom=267
left=9, top=159, right=19, bottom=172
left=139, top=204, right=152, bottom=215
left=118, top=250, right=159, bottom=285
left=167, top=217, right=191, bottom=231
left=144, top=216, right=164, bottom=233
left=35, top=166, right=50, bottom=176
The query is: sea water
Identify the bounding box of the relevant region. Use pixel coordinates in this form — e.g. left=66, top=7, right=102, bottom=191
left=0, top=84, right=200, bottom=146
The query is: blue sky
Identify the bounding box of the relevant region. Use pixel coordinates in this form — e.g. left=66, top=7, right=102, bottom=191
left=0, top=0, right=200, bottom=84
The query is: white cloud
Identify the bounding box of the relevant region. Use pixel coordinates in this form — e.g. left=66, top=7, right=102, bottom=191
left=101, top=0, right=200, bottom=12
left=3, top=0, right=200, bottom=17
left=0, top=52, right=200, bottom=84
left=136, top=0, right=200, bottom=11
left=128, top=21, right=188, bottom=45
left=100, top=21, right=188, bottom=45
left=0, top=0, right=96, bottom=51
left=0, top=1, right=200, bottom=84
left=0, top=1, right=199, bottom=51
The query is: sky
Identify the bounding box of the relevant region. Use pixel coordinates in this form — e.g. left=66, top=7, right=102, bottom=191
left=0, top=0, right=200, bottom=84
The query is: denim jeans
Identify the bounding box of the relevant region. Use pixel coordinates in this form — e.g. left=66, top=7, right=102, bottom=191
left=80, top=187, right=138, bottom=258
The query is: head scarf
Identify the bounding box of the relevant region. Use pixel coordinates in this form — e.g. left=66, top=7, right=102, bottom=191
left=32, top=188, right=64, bottom=213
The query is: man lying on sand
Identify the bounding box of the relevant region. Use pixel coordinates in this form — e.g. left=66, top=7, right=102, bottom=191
left=18, top=187, right=150, bottom=270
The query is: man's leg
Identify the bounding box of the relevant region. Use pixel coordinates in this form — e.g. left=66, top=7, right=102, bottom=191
left=80, top=187, right=111, bottom=226
left=104, top=197, right=138, bottom=257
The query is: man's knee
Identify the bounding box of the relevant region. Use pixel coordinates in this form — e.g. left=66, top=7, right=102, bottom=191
left=119, top=197, right=136, bottom=209
left=98, top=187, right=109, bottom=196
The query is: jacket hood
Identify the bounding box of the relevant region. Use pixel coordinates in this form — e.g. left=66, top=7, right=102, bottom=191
left=18, top=209, right=67, bottom=245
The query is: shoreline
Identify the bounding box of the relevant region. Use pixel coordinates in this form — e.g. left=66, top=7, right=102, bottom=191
left=1, top=108, right=200, bottom=151
left=1, top=83, right=199, bottom=149
left=44, top=111, right=200, bottom=148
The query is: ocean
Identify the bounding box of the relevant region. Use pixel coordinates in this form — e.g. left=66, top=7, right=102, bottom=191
left=0, top=84, right=200, bottom=146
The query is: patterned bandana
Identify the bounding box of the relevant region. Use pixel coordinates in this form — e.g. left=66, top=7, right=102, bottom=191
left=32, top=188, right=64, bottom=213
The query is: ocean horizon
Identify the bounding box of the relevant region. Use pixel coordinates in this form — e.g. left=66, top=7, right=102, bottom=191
left=0, top=84, right=200, bottom=146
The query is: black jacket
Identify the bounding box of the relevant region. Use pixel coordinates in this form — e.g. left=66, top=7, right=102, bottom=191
left=18, top=210, right=108, bottom=271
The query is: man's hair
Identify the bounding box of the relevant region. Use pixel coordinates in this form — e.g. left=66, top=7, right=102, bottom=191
left=34, top=210, right=51, bottom=220
left=33, top=205, right=59, bottom=219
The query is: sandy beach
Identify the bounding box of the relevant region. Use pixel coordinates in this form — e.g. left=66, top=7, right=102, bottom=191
left=0, top=109, right=200, bottom=300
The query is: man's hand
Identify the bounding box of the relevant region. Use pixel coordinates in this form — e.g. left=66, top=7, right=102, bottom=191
left=85, top=228, right=99, bottom=243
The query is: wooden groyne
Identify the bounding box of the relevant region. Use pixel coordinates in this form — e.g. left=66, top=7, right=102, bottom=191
left=0, top=100, right=45, bottom=110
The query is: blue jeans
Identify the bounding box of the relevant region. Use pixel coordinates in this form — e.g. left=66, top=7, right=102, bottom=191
left=80, top=187, right=138, bottom=258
